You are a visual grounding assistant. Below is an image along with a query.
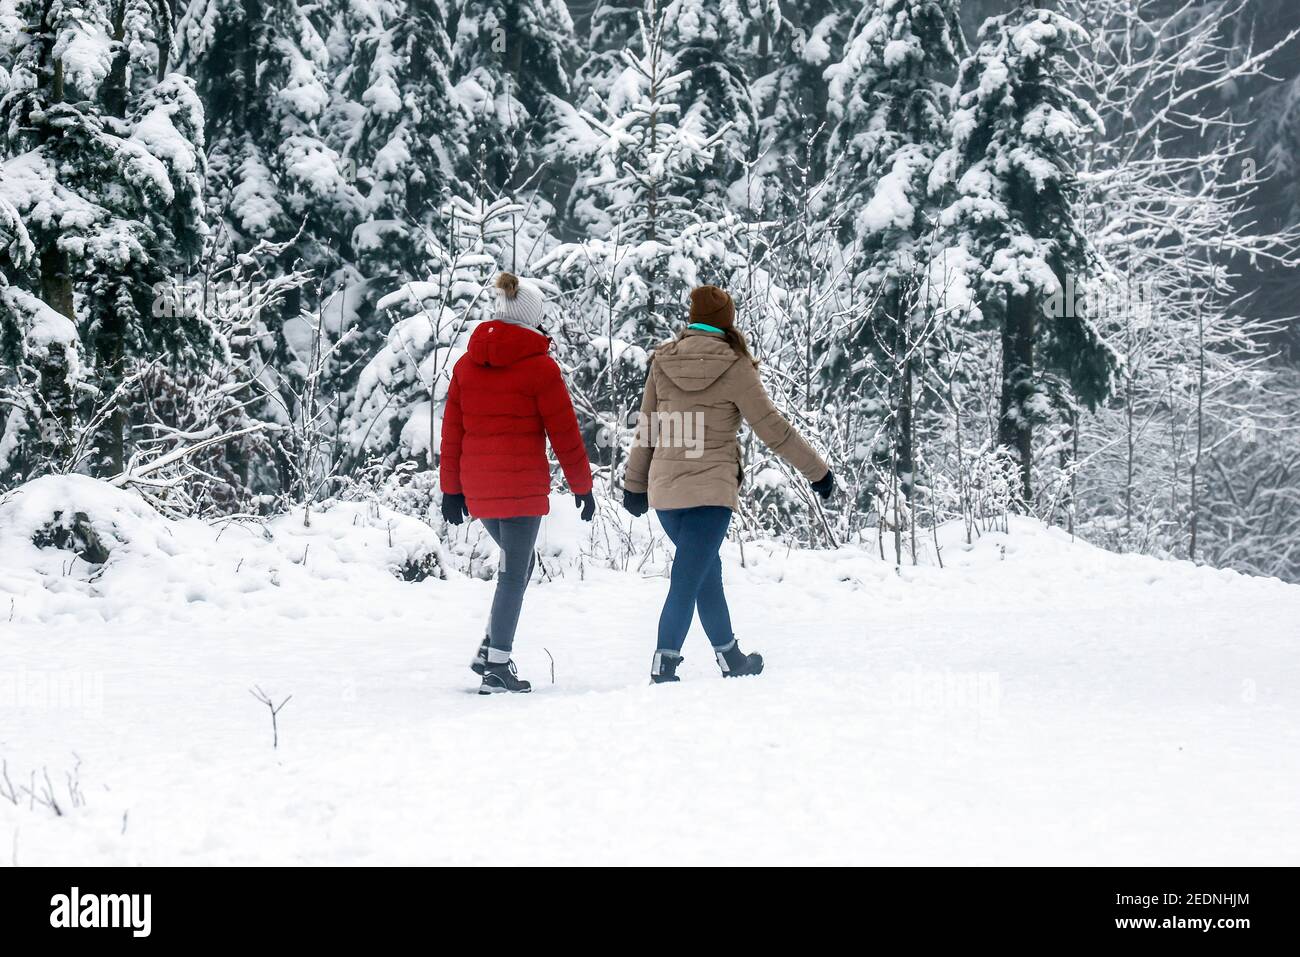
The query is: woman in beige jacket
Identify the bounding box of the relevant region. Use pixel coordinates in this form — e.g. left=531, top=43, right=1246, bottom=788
left=622, top=285, right=834, bottom=684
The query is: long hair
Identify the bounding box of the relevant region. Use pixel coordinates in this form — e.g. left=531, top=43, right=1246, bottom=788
left=723, top=326, right=758, bottom=366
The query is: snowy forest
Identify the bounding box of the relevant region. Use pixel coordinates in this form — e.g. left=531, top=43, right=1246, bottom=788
left=2, top=0, right=1300, bottom=581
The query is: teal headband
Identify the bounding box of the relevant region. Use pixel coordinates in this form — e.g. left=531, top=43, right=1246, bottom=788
left=687, top=323, right=725, bottom=334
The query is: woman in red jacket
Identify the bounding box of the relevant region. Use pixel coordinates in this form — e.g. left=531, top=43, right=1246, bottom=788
left=440, top=273, right=595, bottom=694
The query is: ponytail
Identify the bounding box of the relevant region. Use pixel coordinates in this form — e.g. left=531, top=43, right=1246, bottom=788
left=725, top=327, right=758, bottom=366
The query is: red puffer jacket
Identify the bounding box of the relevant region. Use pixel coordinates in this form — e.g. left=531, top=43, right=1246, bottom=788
left=440, top=320, right=593, bottom=518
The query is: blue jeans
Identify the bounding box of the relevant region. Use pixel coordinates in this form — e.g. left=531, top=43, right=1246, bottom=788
left=655, top=506, right=734, bottom=654
left=480, top=515, right=541, bottom=656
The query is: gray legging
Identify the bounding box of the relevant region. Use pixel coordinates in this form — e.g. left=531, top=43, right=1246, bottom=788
left=480, top=516, right=542, bottom=657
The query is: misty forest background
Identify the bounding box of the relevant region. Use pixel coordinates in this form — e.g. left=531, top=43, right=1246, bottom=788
left=2, top=0, right=1300, bottom=581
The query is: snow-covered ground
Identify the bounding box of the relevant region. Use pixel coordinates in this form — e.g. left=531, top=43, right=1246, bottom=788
left=2, top=476, right=1297, bottom=865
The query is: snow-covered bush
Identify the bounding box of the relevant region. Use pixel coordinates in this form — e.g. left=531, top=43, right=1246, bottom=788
left=266, top=499, right=451, bottom=583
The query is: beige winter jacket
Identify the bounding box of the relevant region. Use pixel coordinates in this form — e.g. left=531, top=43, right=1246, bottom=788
left=623, top=328, right=828, bottom=510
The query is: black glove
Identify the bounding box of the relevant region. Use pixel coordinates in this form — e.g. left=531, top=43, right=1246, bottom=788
left=441, top=492, right=468, bottom=526
left=575, top=491, right=596, bottom=522
left=810, top=469, right=835, bottom=500
left=622, top=489, right=649, bottom=517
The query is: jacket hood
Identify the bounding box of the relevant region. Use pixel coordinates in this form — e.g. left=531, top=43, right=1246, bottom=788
left=653, top=330, right=738, bottom=392
left=467, top=319, right=550, bottom=367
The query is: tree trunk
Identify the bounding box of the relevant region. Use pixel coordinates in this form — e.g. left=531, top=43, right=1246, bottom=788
left=999, top=287, right=1035, bottom=503
left=93, top=305, right=127, bottom=475
left=39, top=245, right=74, bottom=321
left=36, top=245, right=77, bottom=471
left=896, top=289, right=914, bottom=501
left=240, top=1, right=258, bottom=132
left=156, top=0, right=173, bottom=79
left=103, top=2, right=128, bottom=118
left=1066, top=406, right=1079, bottom=537
left=1189, top=289, right=1205, bottom=560
left=91, top=2, right=131, bottom=475
left=645, top=93, right=659, bottom=336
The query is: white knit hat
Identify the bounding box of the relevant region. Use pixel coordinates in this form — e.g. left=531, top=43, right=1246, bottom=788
left=494, top=273, right=547, bottom=330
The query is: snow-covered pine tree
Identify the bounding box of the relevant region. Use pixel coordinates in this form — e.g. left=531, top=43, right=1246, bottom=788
left=738, top=0, right=850, bottom=214
left=337, top=0, right=467, bottom=286
left=177, top=0, right=388, bottom=503
left=569, top=0, right=762, bottom=216
left=0, top=190, right=82, bottom=480
left=176, top=0, right=366, bottom=397
left=0, top=181, right=28, bottom=277
left=0, top=0, right=219, bottom=475
left=0, top=286, right=83, bottom=482
left=323, top=0, right=483, bottom=447
left=178, top=0, right=363, bottom=294
left=656, top=0, right=762, bottom=212
left=336, top=1, right=572, bottom=479
left=556, top=0, right=743, bottom=335
left=824, top=0, right=964, bottom=501
left=342, top=191, right=517, bottom=472
left=571, top=0, right=642, bottom=110
left=542, top=0, right=745, bottom=484
left=448, top=0, right=577, bottom=193
left=933, top=4, right=1117, bottom=501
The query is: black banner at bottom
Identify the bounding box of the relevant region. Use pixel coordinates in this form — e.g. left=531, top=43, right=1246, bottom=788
left=0, top=866, right=1289, bottom=946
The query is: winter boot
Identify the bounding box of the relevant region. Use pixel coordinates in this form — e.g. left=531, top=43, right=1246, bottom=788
left=715, top=639, right=763, bottom=678
left=479, top=659, right=532, bottom=695
left=470, top=635, right=490, bottom=676
left=650, top=651, right=684, bottom=684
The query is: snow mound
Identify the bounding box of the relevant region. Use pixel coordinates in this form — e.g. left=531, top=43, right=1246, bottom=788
left=0, top=476, right=647, bottom=628
left=0, top=475, right=175, bottom=567
left=0, top=476, right=450, bottom=626
left=266, top=502, right=450, bottom=582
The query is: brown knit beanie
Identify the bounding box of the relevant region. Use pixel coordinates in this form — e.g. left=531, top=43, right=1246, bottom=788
left=689, top=285, right=735, bottom=329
